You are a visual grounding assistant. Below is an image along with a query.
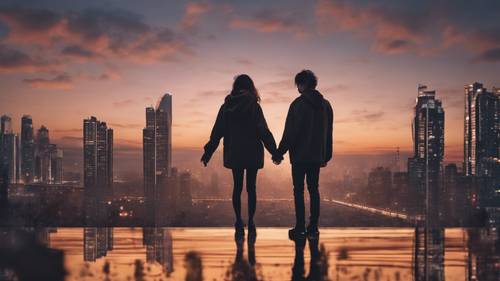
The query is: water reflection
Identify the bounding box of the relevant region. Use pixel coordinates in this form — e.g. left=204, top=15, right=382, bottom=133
left=0, top=227, right=500, bottom=280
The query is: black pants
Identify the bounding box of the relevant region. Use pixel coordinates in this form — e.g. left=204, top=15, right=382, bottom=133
left=291, top=164, right=320, bottom=229
left=231, top=168, right=258, bottom=224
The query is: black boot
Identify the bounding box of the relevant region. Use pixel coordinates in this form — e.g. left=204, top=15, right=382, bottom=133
left=288, top=227, right=306, bottom=241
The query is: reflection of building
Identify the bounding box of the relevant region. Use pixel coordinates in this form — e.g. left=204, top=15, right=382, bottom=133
left=467, top=228, right=500, bottom=281
left=464, top=82, right=499, bottom=177
left=143, top=94, right=172, bottom=224
left=83, top=117, right=113, bottom=224
left=143, top=228, right=173, bottom=276
left=21, top=115, right=35, bottom=183
left=1, top=115, right=20, bottom=184
left=408, top=85, right=444, bottom=219
left=84, top=228, right=113, bottom=262
left=413, top=227, right=444, bottom=281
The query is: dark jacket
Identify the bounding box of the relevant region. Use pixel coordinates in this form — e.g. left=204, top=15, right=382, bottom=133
left=203, top=90, right=278, bottom=169
left=278, top=89, right=333, bottom=165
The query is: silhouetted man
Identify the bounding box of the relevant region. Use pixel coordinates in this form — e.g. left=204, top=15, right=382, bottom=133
left=274, top=70, right=333, bottom=240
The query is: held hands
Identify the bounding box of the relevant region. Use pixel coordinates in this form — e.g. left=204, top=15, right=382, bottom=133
left=200, top=153, right=210, bottom=167
left=272, top=153, right=284, bottom=165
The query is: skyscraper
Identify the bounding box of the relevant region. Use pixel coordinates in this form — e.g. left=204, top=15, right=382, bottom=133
left=408, top=85, right=445, bottom=217
left=1, top=115, right=19, bottom=184
left=84, top=117, right=113, bottom=223
left=21, top=115, right=35, bottom=183
left=35, top=125, right=51, bottom=183
left=143, top=94, right=173, bottom=224
left=50, top=144, right=63, bottom=184
left=464, top=82, right=499, bottom=177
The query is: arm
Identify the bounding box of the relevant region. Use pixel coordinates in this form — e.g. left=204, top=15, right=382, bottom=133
left=277, top=102, right=298, bottom=155
left=256, top=104, right=278, bottom=155
left=325, top=102, right=333, bottom=163
left=202, top=105, right=224, bottom=164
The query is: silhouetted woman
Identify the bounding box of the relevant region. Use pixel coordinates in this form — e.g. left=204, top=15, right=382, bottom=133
left=201, top=74, right=279, bottom=241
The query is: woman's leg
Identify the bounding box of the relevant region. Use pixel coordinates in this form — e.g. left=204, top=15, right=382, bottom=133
left=246, top=168, right=258, bottom=225
left=232, top=168, right=244, bottom=224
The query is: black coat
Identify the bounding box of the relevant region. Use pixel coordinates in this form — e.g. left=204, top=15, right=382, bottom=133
left=203, top=91, right=278, bottom=169
left=278, top=90, right=333, bottom=165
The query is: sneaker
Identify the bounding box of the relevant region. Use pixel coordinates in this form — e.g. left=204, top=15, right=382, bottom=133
left=306, top=225, right=320, bottom=240
left=248, top=222, right=257, bottom=243
left=288, top=227, right=306, bottom=241
left=235, top=220, right=245, bottom=241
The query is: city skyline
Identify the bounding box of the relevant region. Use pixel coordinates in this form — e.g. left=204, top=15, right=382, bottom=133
left=1, top=1, right=500, bottom=162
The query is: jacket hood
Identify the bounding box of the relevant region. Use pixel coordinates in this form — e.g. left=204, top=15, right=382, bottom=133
left=224, top=90, right=257, bottom=116
left=301, top=89, right=324, bottom=108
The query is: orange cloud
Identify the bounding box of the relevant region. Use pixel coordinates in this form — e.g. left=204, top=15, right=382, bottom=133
left=230, top=11, right=308, bottom=38
left=0, top=44, right=60, bottom=72
left=181, top=2, right=211, bottom=30
left=316, top=0, right=426, bottom=54
left=0, top=6, right=194, bottom=65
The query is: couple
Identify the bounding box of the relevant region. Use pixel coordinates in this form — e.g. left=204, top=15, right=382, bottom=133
left=201, top=70, right=333, bottom=242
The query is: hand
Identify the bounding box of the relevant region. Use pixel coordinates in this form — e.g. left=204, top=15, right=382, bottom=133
left=272, top=153, right=283, bottom=165
left=200, top=154, right=209, bottom=167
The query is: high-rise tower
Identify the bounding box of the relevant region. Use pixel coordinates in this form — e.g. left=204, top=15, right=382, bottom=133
left=408, top=85, right=445, bottom=217
left=21, top=115, right=35, bottom=183
left=464, top=82, right=499, bottom=177
left=143, top=93, right=173, bottom=224
left=84, top=117, right=113, bottom=223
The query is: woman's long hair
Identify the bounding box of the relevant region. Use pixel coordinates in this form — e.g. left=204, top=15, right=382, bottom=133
left=231, top=74, right=260, bottom=102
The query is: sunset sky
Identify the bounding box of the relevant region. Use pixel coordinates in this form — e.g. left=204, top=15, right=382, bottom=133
left=1, top=0, right=500, bottom=164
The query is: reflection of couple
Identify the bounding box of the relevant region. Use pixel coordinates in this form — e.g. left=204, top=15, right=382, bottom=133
left=201, top=70, right=334, bottom=241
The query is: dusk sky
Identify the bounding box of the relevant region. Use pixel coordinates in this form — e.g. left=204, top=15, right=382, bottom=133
left=1, top=0, right=500, bottom=164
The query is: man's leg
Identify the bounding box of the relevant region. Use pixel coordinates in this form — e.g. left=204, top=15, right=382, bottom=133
left=306, top=165, right=321, bottom=234
left=291, top=164, right=306, bottom=231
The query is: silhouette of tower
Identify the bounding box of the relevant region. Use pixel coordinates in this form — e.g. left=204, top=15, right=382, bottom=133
left=464, top=82, right=499, bottom=177
left=143, top=94, right=173, bottom=225
left=408, top=85, right=444, bottom=219
left=83, top=117, right=113, bottom=224
left=1, top=115, right=19, bottom=184
left=21, top=115, right=35, bottom=183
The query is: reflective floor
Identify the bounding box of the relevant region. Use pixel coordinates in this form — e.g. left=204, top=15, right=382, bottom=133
left=1, top=227, right=499, bottom=280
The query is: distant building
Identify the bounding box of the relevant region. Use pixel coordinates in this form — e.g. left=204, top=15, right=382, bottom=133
left=367, top=167, right=392, bottom=207
left=21, top=115, right=35, bottom=183
left=50, top=145, right=63, bottom=184
left=35, top=125, right=51, bottom=183
left=464, top=82, right=500, bottom=177
left=408, top=85, right=444, bottom=218
left=143, top=94, right=173, bottom=224
left=83, top=117, right=113, bottom=223
left=1, top=115, right=19, bottom=184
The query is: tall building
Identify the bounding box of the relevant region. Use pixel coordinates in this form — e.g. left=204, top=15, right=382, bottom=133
left=464, top=82, right=499, bottom=177
left=143, top=94, right=173, bottom=224
left=21, top=115, right=35, bottom=183
left=1, top=115, right=19, bottom=184
left=367, top=167, right=392, bottom=207
left=50, top=144, right=63, bottom=184
left=84, top=117, right=113, bottom=223
left=35, top=125, right=51, bottom=183
left=408, top=85, right=444, bottom=218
